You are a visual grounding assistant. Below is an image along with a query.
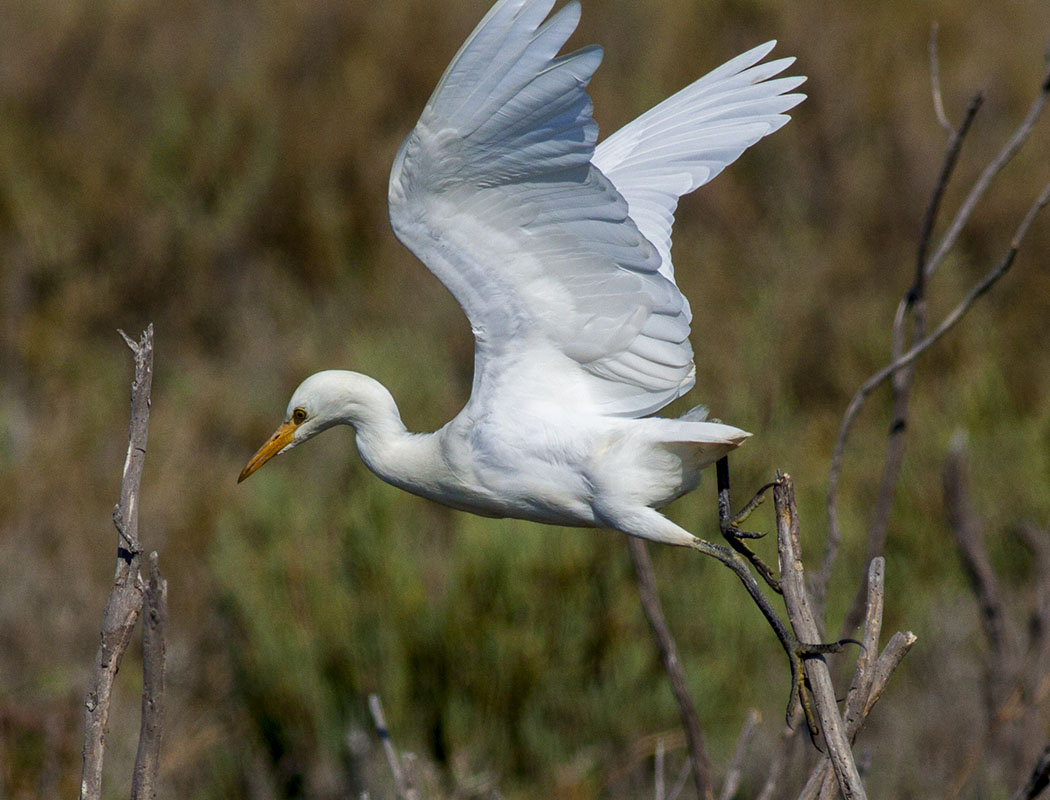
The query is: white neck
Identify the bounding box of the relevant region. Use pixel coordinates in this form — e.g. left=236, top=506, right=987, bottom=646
left=320, top=372, right=444, bottom=493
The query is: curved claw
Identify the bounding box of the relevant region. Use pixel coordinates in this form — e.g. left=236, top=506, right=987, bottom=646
left=716, top=469, right=782, bottom=593
left=786, top=647, right=822, bottom=746
left=725, top=527, right=767, bottom=540
left=799, top=637, right=863, bottom=657
left=784, top=636, right=865, bottom=745
left=726, top=480, right=778, bottom=528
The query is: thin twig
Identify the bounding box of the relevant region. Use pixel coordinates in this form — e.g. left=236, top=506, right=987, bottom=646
left=756, top=707, right=804, bottom=800
left=823, top=179, right=1050, bottom=603
left=925, top=57, right=1050, bottom=281
left=1016, top=525, right=1050, bottom=703
left=80, top=325, right=155, bottom=800
left=929, top=23, right=954, bottom=134
left=719, top=710, right=760, bottom=800
left=940, top=441, right=1043, bottom=800
left=1011, top=742, right=1050, bottom=800
left=916, top=92, right=984, bottom=293
left=655, top=737, right=666, bottom=800
left=944, top=437, right=1007, bottom=658
left=821, top=39, right=1050, bottom=599
left=627, top=536, right=714, bottom=800
left=368, top=694, right=415, bottom=800
left=774, top=476, right=867, bottom=800
left=667, top=757, right=694, bottom=800
left=820, top=93, right=982, bottom=618
left=800, top=559, right=892, bottom=800
left=132, top=552, right=168, bottom=800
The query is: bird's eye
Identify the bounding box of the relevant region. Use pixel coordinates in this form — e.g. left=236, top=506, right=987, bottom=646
left=291, top=408, right=307, bottom=425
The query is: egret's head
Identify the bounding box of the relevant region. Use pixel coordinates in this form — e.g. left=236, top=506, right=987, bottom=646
left=237, top=370, right=360, bottom=482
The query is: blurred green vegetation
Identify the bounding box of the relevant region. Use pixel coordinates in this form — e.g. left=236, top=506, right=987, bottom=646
left=1, top=0, right=1049, bottom=797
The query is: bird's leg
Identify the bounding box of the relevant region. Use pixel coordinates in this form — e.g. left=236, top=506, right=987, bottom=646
left=688, top=535, right=855, bottom=742
left=716, top=457, right=782, bottom=593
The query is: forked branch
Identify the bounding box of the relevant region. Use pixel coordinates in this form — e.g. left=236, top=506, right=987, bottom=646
left=821, top=48, right=1050, bottom=612
left=774, top=476, right=867, bottom=800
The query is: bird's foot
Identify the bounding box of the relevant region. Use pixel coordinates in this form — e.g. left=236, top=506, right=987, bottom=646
left=725, top=479, right=776, bottom=528
left=786, top=636, right=863, bottom=744
left=720, top=480, right=781, bottom=593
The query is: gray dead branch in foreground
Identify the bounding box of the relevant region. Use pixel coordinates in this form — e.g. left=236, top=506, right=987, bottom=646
left=80, top=325, right=168, bottom=800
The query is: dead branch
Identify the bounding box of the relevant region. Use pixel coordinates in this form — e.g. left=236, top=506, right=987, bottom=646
left=755, top=709, right=804, bottom=800
left=719, top=709, right=760, bottom=800
left=798, top=556, right=915, bottom=800
left=1011, top=742, right=1050, bottom=800
left=860, top=632, right=917, bottom=719
left=131, top=551, right=168, bottom=800
left=81, top=325, right=154, bottom=800
left=928, top=23, right=953, bottom=134
left=627, top=535, right=714, bottom=800
left=656, top=737, right=666, bottom=800
left=940, top=444, right=1050, bottom=799
left=800, top=628, right=916, bottom=800
left=831, top=91, right=983, bottom=635
left=822, top=177, right=1050, bottom=612
left=368, top=693, right=419, bottom=800
left=820, top=48, right=1050, bottom=614
left=774, top=476, right=866, bottom=800
left=1016, top=525, right=1050, bottom=706
left=944, top=437, right=1007, bottom=659
left=925, top=57, right=1050, bottom=282
left=666, top=755, right=694, bottom=800
left=842, top=559, right=886, bottom=733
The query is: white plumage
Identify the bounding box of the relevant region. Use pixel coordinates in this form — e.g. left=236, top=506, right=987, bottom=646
left=240, top=0, right=804, bottom=547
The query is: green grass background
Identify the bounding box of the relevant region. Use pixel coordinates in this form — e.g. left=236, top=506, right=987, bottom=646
left=1, top=0, right=1049, bottom=797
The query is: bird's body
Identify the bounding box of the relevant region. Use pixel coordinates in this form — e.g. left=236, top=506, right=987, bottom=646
left=240, top=0, right=805, bottom=548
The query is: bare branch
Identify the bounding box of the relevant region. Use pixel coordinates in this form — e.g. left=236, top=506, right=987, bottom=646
left=774, top=476, right=867, bottom=800
left=820, top=93, right=982, bottom=617
left=823, top=179, right=1050, bottom=599
left=821, top=38, right=1050, bottom=602
left=756, top=708, right=804, bottom=800
left=655, top=737, right=666, bottom=800
left=667, top=757, right=694, bottom=800
left=843, top=558, right=886, bottom=733
left=132, top=552, right=168, bottom=800
left=627, top=535, right=715, bottom=800
left=929, top=23, right=954, bottom=134
left=944, top=437, right=1007, bottom=657
left=861, top=631, right=917, bottom=719
left=925, top=57, right=1050, bottom=281
left=800, top=629, right=917, bottom=800
left=368, top=694, right=418, bottom=800
left=81, top=325, right=155, bottom=800
left=719, top=710, right=760, bottom=800
left=1011, top=742, right=1050, bottom=800
left=916, top=93, right=984, bottom=293
left=1016, top=525, right=1050, bottom=701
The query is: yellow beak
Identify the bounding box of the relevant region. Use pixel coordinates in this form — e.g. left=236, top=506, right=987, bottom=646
left=238, top=421, right=297, bottom=483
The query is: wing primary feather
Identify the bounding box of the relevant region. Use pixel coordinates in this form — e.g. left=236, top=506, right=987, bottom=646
left=390, top=6, right=802, bottom=419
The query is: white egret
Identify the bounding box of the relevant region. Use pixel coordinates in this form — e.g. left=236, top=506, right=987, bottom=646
left=239, top=0, right=805, bottom=551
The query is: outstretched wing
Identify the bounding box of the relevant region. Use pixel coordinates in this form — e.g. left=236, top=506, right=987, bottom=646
left=388, top=0, right=800, bottom=417
left=593, top=42, right=805, bottom=282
